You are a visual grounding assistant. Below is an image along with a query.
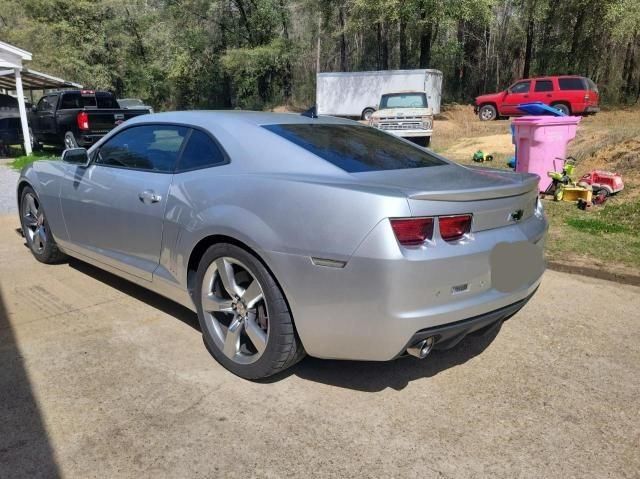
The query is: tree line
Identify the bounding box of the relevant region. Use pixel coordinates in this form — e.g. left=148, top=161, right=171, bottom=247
left=1, top=0, right=639, bottom=110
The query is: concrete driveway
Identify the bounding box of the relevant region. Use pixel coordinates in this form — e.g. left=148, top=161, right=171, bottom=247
left=0, top=213, right=639, bottom=479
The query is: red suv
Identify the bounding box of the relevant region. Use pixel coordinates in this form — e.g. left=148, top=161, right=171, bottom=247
left=474, top=75, right=599, bottom=121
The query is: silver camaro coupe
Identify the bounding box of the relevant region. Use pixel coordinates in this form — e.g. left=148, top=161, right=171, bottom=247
left=18, top=111, right=547, bottom=379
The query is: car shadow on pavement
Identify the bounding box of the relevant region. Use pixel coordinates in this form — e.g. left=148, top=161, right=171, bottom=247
left=0, top=286, right=62, bottom=478
left=283, top=326, right=502, bottom=392
left=67, top=258, right=500, bottom=392
left=68, top=259, right=201, bottom=332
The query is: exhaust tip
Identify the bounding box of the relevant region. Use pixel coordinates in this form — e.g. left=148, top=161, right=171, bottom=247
left=406, top=336, right=435, bottom=359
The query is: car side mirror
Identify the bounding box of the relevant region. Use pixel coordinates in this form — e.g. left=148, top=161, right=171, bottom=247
left=31, top=105, right=37, bottom=113
left=62, top=147, right=90, bottom=167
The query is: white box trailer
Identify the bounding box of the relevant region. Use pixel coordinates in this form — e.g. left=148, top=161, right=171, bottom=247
left=316, top=69, right=443, bottom=119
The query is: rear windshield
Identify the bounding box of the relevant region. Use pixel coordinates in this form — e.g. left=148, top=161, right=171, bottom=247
left=558, top=78, right=586, bottom=91
left=60, top=92, right=120, bottom=109
left=263, top=124, right=446, bottom=173
left=586, top=78, right=598, bottom=92
left=380, top=93, right=428, bottom=109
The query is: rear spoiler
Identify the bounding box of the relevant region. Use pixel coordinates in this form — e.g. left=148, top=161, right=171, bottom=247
left=408, top=173, right=539, bottom=201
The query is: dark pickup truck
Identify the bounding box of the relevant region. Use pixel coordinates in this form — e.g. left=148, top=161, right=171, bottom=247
left=29, top=90, right=150, bottom=150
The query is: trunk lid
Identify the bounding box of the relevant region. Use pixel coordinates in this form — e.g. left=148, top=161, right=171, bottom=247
left=354, top=163, right=540, bottom=232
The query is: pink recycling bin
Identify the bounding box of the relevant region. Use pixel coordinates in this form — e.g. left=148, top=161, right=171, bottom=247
left=512, top=116, right=581, bottom=192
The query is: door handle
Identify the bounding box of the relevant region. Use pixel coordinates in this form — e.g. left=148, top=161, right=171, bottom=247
left=138, top=190, right=162, bottom=204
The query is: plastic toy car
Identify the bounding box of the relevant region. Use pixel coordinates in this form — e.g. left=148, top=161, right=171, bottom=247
left=578, top=170, right=624, bottom=196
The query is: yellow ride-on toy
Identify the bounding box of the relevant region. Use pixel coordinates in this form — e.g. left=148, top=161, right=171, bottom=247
left=546, top=157, right=592, bottom=203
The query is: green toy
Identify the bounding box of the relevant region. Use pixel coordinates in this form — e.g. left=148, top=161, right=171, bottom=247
left=472, top=150, right=494, bottom=163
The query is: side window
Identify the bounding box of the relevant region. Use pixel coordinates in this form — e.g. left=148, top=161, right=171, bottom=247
left=534, top=80, right=553, bottom=92
left=177, top=129, right=227, bottom=172
left=558, top=78, right=586, bottom=90
left=37, top=97, right=52, bottom=112
left=60, top=93, right=82, bottom=109
left=96, top=125, right=188, bottom=172
left=510, top=81, right=531, bottom=94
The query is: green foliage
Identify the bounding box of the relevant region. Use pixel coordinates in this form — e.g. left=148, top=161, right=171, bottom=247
left=9, top=152, right=59, bottom=170
left=566, top=217, right=628, bottom=234
left=1, top=0, right=639, bottom=109
left=222, top=39, right=297, bottom=108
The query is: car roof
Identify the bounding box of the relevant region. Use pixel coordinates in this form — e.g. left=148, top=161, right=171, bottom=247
left=520, top=75, right=587, bottom=81
left=124, top=110, right=358, bottom=129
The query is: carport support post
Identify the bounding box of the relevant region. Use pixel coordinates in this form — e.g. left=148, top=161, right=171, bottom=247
left=14, top=68, right=32, bottom=156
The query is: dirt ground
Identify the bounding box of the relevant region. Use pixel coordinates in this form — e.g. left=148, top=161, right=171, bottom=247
left=432, top=106, right=640, bottom=281
left=1, top=214, right=639, bottom=479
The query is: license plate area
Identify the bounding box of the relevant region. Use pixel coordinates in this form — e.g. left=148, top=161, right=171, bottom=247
left=490, top=241, right=543, bottom=292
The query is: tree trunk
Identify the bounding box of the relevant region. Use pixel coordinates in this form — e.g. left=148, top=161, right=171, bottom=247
left=399, top=18, right=408, bottom=69
left=419, top=10, right=433, bottom=68
left=523, top=16, right=534, bottom=78
left=455, top=20, right=465, bottom=100
left=279, top=0, right=292, bottom=103
left=377, top=22, right=389, bottom=70
left=567, top=10, right=585, bottom=73
left=338, top=5, right=348, bottom=72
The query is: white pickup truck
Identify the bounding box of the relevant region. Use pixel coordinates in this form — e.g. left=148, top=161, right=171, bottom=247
left=368, top=91, right=433, bottom=147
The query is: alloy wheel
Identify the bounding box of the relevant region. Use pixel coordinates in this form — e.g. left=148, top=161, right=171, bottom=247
left=22, top=192, right=47, bottom=253
left=201, top=257, right=269, bottom=365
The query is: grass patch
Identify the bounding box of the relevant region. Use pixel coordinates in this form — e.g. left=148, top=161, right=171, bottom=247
left=566, top=217, right=628, bottom=234
left=544, top=198, right=640, bottom=269
left=8, top=151, right=59, bottom=170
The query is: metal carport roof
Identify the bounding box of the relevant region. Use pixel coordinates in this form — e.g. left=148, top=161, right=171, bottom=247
left=0, top=68, right=83, bottom=90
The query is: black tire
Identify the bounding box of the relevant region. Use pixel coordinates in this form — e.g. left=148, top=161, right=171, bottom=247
left=597, top=187, right=610, bottom=197
left=361, top=108, right=375, bottom=121
left=195, top=243, right=304, bottom=379
left=409, top=136, right=431, bottom=148
left=64, top=131, right=78, bottom=150
left=478, top=104, right=497, bottom=121
left=551, top=103, right=571, bottom=116
left=29, top=128, right=42, bottom=152
left=19, top=186, right=67, bottom=264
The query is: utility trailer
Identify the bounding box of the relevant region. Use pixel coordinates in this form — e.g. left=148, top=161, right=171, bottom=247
left=316, top=69, right=443, bottom=120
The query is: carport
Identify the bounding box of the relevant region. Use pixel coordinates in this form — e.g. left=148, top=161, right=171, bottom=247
left=0, top=40, right=82, bottom=155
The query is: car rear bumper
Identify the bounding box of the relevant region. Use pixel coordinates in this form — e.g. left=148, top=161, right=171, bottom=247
left=263, top=212, right=547, bottom=361
left=76, top=134, right=106, bottom=147
left=584, top=105, right=600, bottom=113
left=398, top=288, right=537, bottom=357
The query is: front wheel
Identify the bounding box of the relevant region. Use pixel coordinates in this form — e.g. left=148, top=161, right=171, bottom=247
left=19, top=186, right=67, bottom=263
left=29, top=128, right=42, bottom=152
left=195, top=243, right=304, bottom=379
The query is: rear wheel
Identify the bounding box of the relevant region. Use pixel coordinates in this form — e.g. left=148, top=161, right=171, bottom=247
left=195, top=243, right=304, bottom=379
left=597, top=187, right=611, bottom=197
left=64, top=131, right=78, bottom=150
left=361, top=108, right=375, bottom=121
left=551, top=103, right=571, bottom=115
left=478, top=104, right=497, bottom=121
left=19, top=186, right=67, bottom=264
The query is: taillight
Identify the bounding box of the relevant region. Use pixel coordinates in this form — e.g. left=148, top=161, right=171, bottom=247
left=390, top=218, right=434, bottom=246
left=584, top=93, right=590, bottom=101
left=77, top=111, right=89, bottom=130
left=439, top=215, right=472, bottom=242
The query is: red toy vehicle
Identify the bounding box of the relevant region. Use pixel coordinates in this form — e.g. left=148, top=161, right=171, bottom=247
left=578, top=170, right=624, bottom=196
left=474, top=75, right=600, bottom=121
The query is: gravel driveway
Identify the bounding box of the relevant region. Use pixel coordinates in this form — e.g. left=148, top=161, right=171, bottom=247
left=0, top=159, right=19, bottom=215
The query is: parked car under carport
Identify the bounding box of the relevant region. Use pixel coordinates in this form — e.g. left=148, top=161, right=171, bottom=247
left=0, top=116, right=23, bottom=155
